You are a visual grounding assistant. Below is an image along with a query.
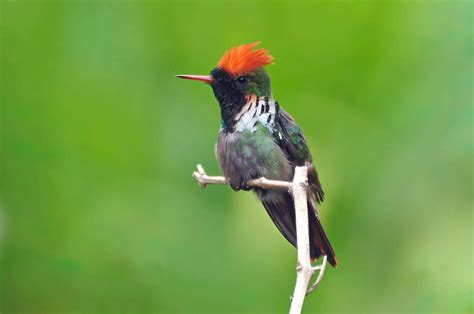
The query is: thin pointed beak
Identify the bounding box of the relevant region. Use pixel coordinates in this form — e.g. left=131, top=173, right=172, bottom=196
left=176, top=74, right=214, bottom=84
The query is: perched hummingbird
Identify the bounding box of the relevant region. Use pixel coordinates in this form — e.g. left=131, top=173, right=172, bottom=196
left=177, top=43, right=338, bottom=267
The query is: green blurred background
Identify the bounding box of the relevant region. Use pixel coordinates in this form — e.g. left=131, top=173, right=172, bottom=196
left=1, top=0, right=472, bottom=313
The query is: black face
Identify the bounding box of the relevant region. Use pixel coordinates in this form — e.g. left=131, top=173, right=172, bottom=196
left=210, top=67, right=248, bottom=132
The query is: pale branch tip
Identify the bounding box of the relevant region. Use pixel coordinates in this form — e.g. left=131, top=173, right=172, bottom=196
left=192, top=164, right=228, bottom=188
left=192, top=163, right=328, bottom=314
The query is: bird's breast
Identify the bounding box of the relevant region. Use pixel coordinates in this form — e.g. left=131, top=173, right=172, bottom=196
left=215, top=125, right=292, bottom=181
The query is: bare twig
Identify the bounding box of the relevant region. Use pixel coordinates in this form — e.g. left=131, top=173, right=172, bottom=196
left=192, top=164, right=292, bottom=189
left=192, top=164, right=327, bottom=314
left=289, top=166, right=313, bottom=314
left=306, top=256, right=327, bottom=296
left=192, top=164, right=228, bottom=188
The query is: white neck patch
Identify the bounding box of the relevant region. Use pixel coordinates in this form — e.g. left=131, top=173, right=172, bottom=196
left=234, top=95, right=279, bottom=133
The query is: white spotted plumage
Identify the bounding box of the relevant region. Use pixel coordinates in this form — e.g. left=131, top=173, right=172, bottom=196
left=234, top=95, right=278, bottom=133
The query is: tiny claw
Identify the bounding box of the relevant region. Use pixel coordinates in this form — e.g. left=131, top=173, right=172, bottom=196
left=229, top=183, right=242, bottom=191
left=230, top=177, right=252, bottom=191
left=241, top=183, right=251, bottom=191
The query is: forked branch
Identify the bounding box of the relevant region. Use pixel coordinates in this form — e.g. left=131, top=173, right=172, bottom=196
left=192, top=164, right=328, bottom=313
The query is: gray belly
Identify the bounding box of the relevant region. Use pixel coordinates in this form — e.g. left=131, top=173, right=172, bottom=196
left=215, top=125, right=292, bottom=186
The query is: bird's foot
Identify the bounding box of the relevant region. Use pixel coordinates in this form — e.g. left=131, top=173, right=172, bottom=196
left=229, top=179, right=251, bottom=191
left=241, top=184, right=251, bottom=191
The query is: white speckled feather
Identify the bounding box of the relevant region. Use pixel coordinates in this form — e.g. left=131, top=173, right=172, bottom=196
left=234, top=95, right=278, bottom=132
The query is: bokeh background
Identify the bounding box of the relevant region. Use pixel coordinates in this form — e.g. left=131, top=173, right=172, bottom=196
left=1, top=0, right=472, bottom=313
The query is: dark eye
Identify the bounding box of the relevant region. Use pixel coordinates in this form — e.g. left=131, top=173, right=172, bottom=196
left=237, top=76, right=248, bottom=84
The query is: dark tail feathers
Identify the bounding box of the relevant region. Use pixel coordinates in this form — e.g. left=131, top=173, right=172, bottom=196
left=308, top=201, right=338, bottom=267
left=259, top=190, right=338, bottom=267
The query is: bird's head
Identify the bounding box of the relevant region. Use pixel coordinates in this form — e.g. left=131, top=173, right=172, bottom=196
left=177, top=42, right=274, bottom=129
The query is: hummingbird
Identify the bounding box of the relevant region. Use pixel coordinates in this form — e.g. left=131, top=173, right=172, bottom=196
left=177, top=42, right=338, bottom=267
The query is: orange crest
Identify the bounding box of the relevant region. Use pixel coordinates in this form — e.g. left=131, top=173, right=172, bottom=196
left=218, top=42, right=274, bottom=76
